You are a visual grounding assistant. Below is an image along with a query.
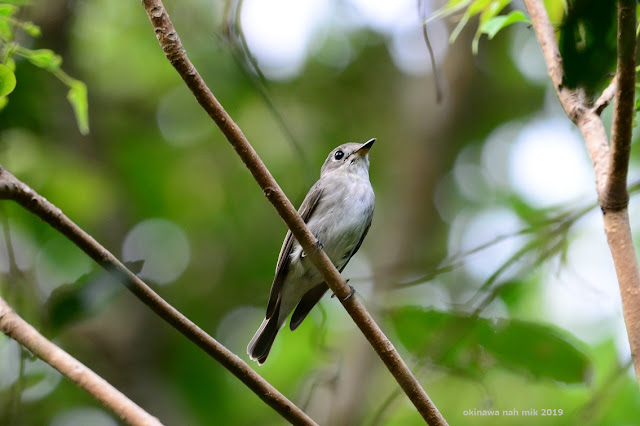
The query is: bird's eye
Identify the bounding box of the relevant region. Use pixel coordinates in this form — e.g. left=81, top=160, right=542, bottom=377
left=334, top=150, right=344, bottom=160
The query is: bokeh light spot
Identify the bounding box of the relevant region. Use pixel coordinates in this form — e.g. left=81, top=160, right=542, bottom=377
left=122, top=219, right=190, bottom=285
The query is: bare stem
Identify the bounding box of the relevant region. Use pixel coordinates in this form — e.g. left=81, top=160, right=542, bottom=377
left=0, top=165, right=317, bottom=426
left=0, top=297, right=161, bottom=426
left=523, top=0, right=640, bottom=383
left=140, top=0, right=447, bottom=424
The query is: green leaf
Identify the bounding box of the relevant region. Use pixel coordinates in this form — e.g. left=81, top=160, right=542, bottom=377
left=389, top=307, right=592, bottom=384
left=5, top=57, right=15, bottom=72
left=67, top=80, right=90, bottom=135
left=472, top=9, right=531, bottom=54
left=0, top=95, right=8, bottom=111
left=22, top=21, right=41, bottom=37
left=427, top=0, right=473, bottom=24
left=0, top=4, right=18, bottom=17
left=0, top=16, right=13, bottom=40
left=481, top=10, right=530, bottom=40
left=23, top=48, right=62, bottom=70
left=0, top=63, right=16, bottom=96
left=450, top=0, right=492, bottom=44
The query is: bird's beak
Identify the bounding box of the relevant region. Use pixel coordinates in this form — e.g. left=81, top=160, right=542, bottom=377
left=355, top=138, right=375, bottom=155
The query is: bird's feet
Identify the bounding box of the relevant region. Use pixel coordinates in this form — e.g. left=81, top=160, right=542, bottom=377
left=331, top=281, right=355, bottom=301
left=302, top=238, right=323, bottom=259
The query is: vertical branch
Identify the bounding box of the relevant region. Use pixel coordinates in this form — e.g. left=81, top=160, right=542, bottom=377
left=523, top=0, right=640, bottom=383
left=604, top=0, right=636, bottom=211
left=603, top=0, right=640, bottom=382
left=140, top=1, right=447, bottom=424
left=0, top=297, right=161, bottom=426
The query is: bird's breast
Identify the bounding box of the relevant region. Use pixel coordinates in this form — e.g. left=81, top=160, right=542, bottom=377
left=306, top=175, right=374, bottom=263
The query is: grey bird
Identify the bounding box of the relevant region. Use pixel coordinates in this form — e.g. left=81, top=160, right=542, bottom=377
left=247, top=138, right=376, bottom=364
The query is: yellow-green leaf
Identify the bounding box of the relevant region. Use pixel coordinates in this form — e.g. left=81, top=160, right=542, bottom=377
left=427, top=0, right=473, bottom=23
left=67, top=80, right=90, bottom=135
left=450, top=0, right=492, bottom=43
left=22, top=21, right=41, bottom=37
left=0, top=63, right=16, bottom=96
left=0, top=5, right=18, bottom=17
left=481, top=10, right=530, bottom=40
left=0, top=16, right=13, bottom=40
left=24, top=48, right=62, bottom=70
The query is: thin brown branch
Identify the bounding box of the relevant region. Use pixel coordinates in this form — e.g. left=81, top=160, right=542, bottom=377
left=140, top=1, right=447, bottom=424
left=604, top=0, right=636, bottom=211
left=0, top=297, right=161, bottom=426
left=0, top=166, right=317, bottom=426
left=593, top=75, right=617, bottom=116
left=523, top=0, right=640, bottom=384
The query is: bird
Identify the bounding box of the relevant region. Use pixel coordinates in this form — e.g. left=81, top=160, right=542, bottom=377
left=247, top=138, right=376, bottom=364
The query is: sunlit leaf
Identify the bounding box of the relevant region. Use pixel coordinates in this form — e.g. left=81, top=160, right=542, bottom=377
left=0, top=63, right=16, bottom=96
left=389, top=307, right=592, bottom=384
left=481, top=10, right=530, bottom=40
left=0, top=4, right=18, bottom=17
left=67, top=80, right=90, bottom=135
left=470, top=0, right=514, bottom=54
left=473, top=9, right=530, bottom=54
left=427, top=0, right=473, bottom=24
left=450, top=0, right=491, bottom=43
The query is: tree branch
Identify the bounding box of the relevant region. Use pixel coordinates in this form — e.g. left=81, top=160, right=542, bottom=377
left=0, top=296, right=161, bottom=426
left=140, top=1, right=447, bottom=424
left=523, top=0, right=640, bottom=384
left=0, top=165, right=317, bottom=426
left=604, top=0, right=636, bottom=211
left=593, top=76, right=617, bottom=116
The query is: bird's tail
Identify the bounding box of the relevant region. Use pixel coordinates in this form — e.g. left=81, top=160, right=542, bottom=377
left=247, top=303, right=281, bottom=365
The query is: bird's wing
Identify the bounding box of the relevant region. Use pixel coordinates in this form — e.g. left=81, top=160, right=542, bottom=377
left=339, top=219, right=372, bottom=272
left=265, top=183, right=324, bottom=318
left=289, top=214, right=372, bottom=329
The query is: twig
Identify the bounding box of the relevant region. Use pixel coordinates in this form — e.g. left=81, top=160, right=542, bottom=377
left=523, top=0, right=640, bottom=384
left=0, top=165, right=317, bottom=426
left=592, top=76, right=617, bottom=116
left=140, top=1, right=447, bottom=424
left=418, top=0, right=443, bottom=103
left=0, top=297, right=161, bottom=426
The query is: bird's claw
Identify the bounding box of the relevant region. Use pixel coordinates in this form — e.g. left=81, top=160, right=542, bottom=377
left=342, top=285, right=356, bottom=301
left=331, top=281, right=355, bottom=301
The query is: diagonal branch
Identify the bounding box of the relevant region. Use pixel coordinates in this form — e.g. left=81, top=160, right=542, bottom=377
left=0, top=166, right=317, bottom=426
left=0, top=297, right=161, bottom=426
left=140, top=1, right=447, bottom=424
left=593, top=76, right=618, bottom=116
left=523, top=0, right=640, bottom=384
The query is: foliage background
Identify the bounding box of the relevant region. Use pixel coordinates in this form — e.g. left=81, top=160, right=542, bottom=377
left=1, top=0, right=639, bottom=425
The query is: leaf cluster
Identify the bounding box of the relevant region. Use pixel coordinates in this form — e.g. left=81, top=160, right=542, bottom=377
left=0, top=1, right=88, bottom=134
left=430, top=0, right=530, bottom=54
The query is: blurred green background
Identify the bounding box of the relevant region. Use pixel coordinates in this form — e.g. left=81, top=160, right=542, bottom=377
left=1, top=0, right=640, bottom=425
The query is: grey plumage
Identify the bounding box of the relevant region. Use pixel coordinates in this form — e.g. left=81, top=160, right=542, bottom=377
left=247, top=139, right=376, bottom=364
